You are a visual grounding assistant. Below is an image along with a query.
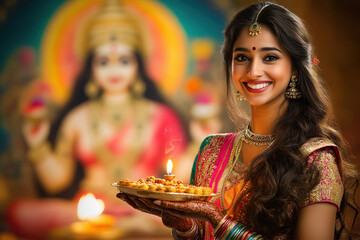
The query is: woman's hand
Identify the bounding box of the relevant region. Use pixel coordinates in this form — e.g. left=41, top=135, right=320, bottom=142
left=152, top=198, right=224, bottom=229
left=117, top=193, right=193, bottom=232
left=116, top=193, right=224, bottom=230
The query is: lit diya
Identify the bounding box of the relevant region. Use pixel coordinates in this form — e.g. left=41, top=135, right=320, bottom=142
left=115, top=160, right=214, bottom=200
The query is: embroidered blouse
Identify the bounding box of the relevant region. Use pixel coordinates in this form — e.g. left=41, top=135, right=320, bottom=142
left=190, top=133, right=344, bottom=239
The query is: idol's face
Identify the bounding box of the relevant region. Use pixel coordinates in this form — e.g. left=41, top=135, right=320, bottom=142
left=92, top=43, right=138, bottom=95
left=232, top=26, right=292, bottom=108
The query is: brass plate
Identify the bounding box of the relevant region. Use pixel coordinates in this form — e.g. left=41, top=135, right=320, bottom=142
left=112, top=183, right=215, bottom=201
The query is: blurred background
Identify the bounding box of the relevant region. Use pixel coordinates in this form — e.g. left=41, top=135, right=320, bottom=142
left=0, top=0, right=359, bottom=239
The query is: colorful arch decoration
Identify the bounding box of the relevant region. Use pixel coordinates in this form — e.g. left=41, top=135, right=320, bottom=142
left=40, top=0, right=187, bottom=104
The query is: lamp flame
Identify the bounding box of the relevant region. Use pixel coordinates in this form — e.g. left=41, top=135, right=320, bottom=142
left=167, top=159, right=173, bottom=175
left=77, top=193, right=104, bottom=221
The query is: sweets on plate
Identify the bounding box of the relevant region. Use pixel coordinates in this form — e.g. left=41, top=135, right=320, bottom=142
left=117, top=176, right=213, bottom=196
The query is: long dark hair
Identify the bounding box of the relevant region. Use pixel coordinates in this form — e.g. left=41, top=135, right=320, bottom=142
left=222, top=2, right=359, bottom=238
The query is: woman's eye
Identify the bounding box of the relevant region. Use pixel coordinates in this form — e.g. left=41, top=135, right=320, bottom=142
left=264, top=55, right=279, bottom=62
left=235, top=54, right=249, bottom=62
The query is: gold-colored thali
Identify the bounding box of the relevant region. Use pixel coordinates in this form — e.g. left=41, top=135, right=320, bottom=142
left=112, top=183, right=216, bottom=201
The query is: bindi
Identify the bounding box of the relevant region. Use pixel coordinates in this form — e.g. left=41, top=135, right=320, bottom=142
left=252, top=47, right=256, bottom=51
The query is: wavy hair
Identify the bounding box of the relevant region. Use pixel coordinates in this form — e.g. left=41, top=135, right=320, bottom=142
left=222, top=2, right=359, bottom=239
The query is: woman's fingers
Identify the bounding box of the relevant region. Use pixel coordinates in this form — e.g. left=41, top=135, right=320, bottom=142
left=117, top=193, right=162, bottom=217
left=128, top=196, right=162, bottom=216
left=139, top=198, right=165, bottom=212
left=138, top=199, right=194, bottom=231
left=117, top=193, right=220, bottom=225
left=116, top=194, right=200, bottom=231
left=117, top=193, right=138, bottom=210
left=153, top=199, right=221, bottom=223
left=154, top=199, right=206, bottom=212
left=161, top=212, right=194, bottom=232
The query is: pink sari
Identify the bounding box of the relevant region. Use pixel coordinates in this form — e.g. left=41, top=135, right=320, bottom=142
left=190, top=134, right=343, bottom=239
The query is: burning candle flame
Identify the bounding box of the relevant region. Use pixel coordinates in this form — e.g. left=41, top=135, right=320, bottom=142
left=167, top=159, right=173, bottom=175
left=77, top=193, right=104, bottom=221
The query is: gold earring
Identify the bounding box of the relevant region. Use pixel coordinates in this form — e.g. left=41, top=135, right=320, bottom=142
left=236, top=91, right=246, bottom=101
left=85, top=79, right=99, bottom=99
left=132, top=77, right=146, bottom=98
left=285, top=75, right=302, bottom=99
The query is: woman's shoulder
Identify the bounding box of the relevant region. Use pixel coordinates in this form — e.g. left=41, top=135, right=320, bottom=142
left=202, top=132, right=236, bottom=141
left=300, top=137, right=338, bottom=158
left=199, top=132, right=237, bottom=149
left=301, top=138, right=344, bottom=210
left=300, top=137, right=343, bottom=179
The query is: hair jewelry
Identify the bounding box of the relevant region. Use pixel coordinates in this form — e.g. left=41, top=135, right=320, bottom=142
left=249, top=4, right=271, bottom=36
left=311, top=55, right=320, bottom=66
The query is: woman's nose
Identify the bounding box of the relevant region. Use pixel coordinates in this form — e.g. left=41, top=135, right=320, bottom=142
left=247, top=59, right=263, bottom=78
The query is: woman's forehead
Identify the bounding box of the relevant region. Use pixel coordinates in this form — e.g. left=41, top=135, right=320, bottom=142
left=233, top=26, right=282, bottom=50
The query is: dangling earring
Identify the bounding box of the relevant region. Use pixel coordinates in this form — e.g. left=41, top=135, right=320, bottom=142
left=285, top=75, right=302, bottom=99
left=236, top=91, right=246, bottom=101
left=132, top=77, right=146, bottom=98
left=85, top=79, right=99, bottom=99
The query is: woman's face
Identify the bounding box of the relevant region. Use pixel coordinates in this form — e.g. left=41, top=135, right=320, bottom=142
left=92, top=43, right=138, bottom=94
left=232, top=26, right=292, bottom=108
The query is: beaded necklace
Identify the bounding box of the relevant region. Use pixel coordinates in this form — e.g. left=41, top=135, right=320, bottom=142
left=242, top=125, right=274, bottom=146
left=219, top=125, right=274, bottom=212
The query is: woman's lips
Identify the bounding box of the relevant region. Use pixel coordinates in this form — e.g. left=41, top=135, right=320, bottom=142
left=243, top=81, right=271, bottom=93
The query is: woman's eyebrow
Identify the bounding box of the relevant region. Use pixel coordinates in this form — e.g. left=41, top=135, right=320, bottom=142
left=233, top=47, right=249, bottom=53
left=260, top=47, right=282, bottom=53
left=233, top=47, right=282, bottom=53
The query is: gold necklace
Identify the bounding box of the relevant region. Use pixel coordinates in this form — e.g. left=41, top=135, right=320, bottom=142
left=242, top=125, right=274, bottom=146
left=99, top=97, right=133, bottom=129
left=90, top=98, right=151, bottom=180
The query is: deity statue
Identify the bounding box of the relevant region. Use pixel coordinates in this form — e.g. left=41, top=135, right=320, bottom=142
left=6, top=0, right=187, bottom=238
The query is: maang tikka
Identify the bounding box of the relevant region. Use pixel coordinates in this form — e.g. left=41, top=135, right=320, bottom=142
left=249, top=4, right=271, bottom=36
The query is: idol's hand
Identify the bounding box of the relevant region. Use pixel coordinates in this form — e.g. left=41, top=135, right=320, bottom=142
left=116, top=193, right=193, bottom=232
left=22, top=120, right=50, bottom=148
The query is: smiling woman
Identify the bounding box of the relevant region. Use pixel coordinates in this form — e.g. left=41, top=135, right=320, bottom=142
left=232, top=27, right=292, bottom=109
left=116, top=2, right=359, bottom=240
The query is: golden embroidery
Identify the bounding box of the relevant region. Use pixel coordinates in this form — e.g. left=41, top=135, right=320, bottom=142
left=196, top=134, right=227, bottom=187
left=302, top=147, right=343, bottom=209
left=300, top=137, right=336, bottom=158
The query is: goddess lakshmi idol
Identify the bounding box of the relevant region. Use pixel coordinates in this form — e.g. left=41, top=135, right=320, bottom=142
left=7, top=0, right=187, bottom=238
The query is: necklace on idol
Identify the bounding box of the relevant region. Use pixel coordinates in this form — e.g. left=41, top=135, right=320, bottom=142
left=98, top=96, right=134, bottom=129
left=241, top=124, right=274, bottom=146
